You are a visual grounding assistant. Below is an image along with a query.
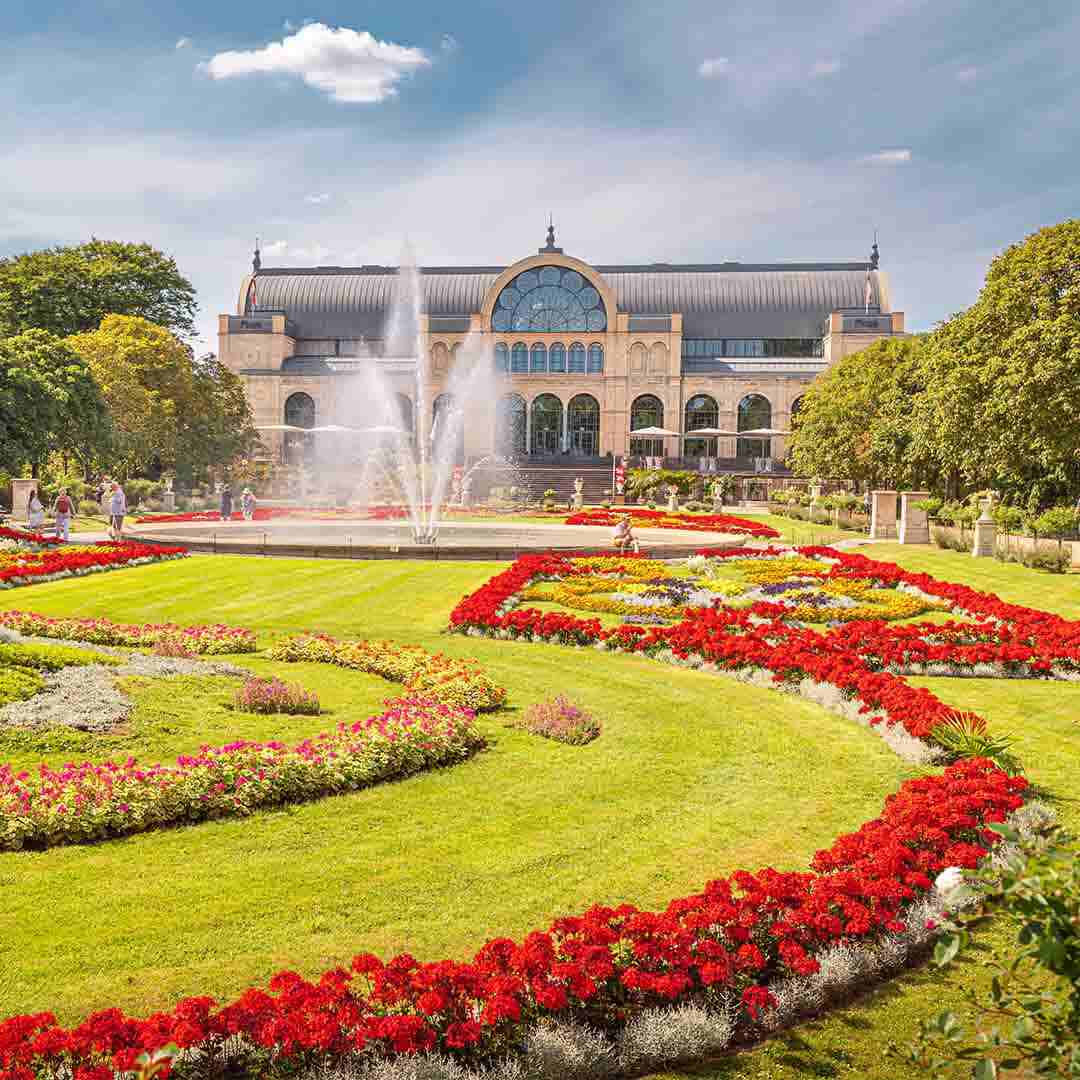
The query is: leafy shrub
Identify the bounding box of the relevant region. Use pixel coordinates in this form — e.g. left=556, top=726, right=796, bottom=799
left=899, top=825, right=1080, bottom=1080
left=1032, top=505, right=1079, bottom=539
left=932, top=528, right=973, bottom=553
left=234, top=676, right=320, bottom=715
left=0, top=642, right=120, bottom=671
left=913, top=496, right=944, bottom=517
left=684, top=500, right=702, bottom=512
left=512, top=695, right=600, bottom=744
left=930, top=710, right=1020, bottom=773
left=1021, top=548, right=1072, bottom=573
left=78, top=499, right=100, bottom=517
left=0, top=665, right=44, bottom=706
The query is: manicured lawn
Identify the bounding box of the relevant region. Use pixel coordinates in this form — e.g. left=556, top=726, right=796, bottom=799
left=1, top=544, right=1076, bottom=1080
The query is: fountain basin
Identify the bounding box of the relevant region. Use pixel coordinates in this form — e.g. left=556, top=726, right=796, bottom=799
left=131, top=520, right=747, bottom=561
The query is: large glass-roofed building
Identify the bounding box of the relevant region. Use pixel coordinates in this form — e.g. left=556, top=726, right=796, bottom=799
left=219, top=225, right=905, bottom=466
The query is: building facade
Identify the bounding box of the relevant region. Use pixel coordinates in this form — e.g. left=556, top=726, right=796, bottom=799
left=218, top=227, right=905, bottom=467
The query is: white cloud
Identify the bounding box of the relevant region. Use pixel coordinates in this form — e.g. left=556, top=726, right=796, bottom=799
left=861, top=148, right=912, bottom=163
left=956, top=66, right=978, bottom=82
left=811, top=59, right=841, bottom=76
left=440, top=33, right=459, bottom=53
left=202, top=23, right=431, bottom=103
left=263, top=240, right=332, bottom=261
left=175, top=37, right=191, bottom=50
left=697, top=56, right=730, bottom=78
left=304, top=192, right=330, bottom=204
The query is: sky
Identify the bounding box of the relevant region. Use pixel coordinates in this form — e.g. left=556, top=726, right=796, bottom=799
left=1, top=0, right=1078, bottom=350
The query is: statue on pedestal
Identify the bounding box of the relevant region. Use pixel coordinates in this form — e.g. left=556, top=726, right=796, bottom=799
left=666, top=484, right=679, bottom=513
left=572, top=476, right=584, bottom=510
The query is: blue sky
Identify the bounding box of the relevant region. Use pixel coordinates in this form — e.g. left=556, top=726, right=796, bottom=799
left=2, top=0, right=1077, bottom=349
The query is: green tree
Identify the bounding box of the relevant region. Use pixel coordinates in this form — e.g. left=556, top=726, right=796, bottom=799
left=68, top=316, right=255, bottom=480
left=787, top=336, right=929, bottom=488
left=0, top=330, right=111, bottom=476
left=0, top=239, right=197, bottom=338
left=911, top=220, right=1080, bottom=502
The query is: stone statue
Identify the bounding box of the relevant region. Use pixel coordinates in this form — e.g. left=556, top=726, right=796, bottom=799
left=163, top=475, right=174, bottom=494
left=461, top=476, right=473, bottom=507
left=666, top=484, right=679, bottom=513
left=572, top=476, right=584, bottom=510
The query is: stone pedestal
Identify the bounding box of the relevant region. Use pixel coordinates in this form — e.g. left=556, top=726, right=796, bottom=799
left=11, top=479, right=38, bottom=522
left=614, top=494, right=626, bottom=506
left=572, top=493, right=584, bottom=510
left=162, top=491, right=176, bottom=512
left=666, top=494, right=679, bottom=513
left=898, top=491, right=931, bottom=544
left=972, top=499, right=997, bottom=557
left=712, top=497, right=724, bottom=513
left=869, top=490, right=898, bottom=539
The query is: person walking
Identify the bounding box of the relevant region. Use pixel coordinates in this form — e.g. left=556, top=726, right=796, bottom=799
left=53, top=488, right=73, bottom=541
left=108, top=482, right=127, bottom=540
left=220, top=485, right=233, bottom=520
left=27, top=490, right=45, bottom=531
left=241, top=487, right=256, bottom=521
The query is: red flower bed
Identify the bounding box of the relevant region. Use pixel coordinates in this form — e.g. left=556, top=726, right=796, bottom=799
left=565, top=508, right=779, bottom=538
left=449, top=546, right=1080, bottom=740
left=133, top=508, right=352, bottom=524
left=0, top=541, right=187, bottom=589
left=0, top=759, right=1026, bottom=1078
left=0, top=527, right=61, bottom=547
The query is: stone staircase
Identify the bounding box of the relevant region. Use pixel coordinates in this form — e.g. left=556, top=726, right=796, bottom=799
left=470, top=462, right=614, bottom=504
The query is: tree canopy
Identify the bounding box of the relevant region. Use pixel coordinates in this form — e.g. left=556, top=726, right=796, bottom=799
left=788, top=219, right=1080, bottom=505
left=67, top=315, right=256, bottom=480
left=0, top=330, right=111, bottom=476
left=0, top=240, right=197, bottom=339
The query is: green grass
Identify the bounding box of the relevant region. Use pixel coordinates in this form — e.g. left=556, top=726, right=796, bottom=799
left=0, top=547, right=1076, bottom=1080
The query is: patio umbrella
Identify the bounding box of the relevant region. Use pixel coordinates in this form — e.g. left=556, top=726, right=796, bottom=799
left=629, top=426, right=680, bottom=437
left=738, top=427, right=790, bottom=437
left=684, top=427, right=739, bottom=437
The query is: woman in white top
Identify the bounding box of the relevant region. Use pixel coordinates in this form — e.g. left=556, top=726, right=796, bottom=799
left=27, top=491, right=45, bottom=531
left=612, top=515, right=640, bottom=554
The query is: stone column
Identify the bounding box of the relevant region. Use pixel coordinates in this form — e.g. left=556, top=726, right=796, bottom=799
left=972, top=498, right=997, bottom=558
left=11, top=479, right=38, bottom=522
left=898, top=491, right=931, bottom=545
left=869, top=490, right=898, bottom=539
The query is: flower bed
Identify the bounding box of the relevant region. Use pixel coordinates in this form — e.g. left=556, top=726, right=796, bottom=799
left=0, top=696, right=483, bottom=851
left=512, top=695, right=601, bottom=744
left=0, top=757, right=1027, bottom=1078
left=449, top=547, right=1080, bottom=747
left=268, top=635, right=507, bottom=712
left=0, top=527, right=61, bottom=547
left=0, top=611, right=257, bottom=655
left=0, top=535, right=186, bottom=590
left=234, top=676, right=321, bottom=715
left=564, top=508, right=780, bottom=538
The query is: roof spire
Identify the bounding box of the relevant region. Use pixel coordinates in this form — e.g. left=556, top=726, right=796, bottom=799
left=540, top=215, right=563, bottom=255
left=253, top=237, right=262, bottom=272
left=869, top=229, right=879, bottom=270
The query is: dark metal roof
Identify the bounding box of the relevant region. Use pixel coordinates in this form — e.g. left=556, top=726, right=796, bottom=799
left=245, top=262, right=884, bottom=340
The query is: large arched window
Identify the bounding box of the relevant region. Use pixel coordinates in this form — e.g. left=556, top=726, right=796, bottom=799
left=433, top=393, right=465, bottom=463
left=491, top=266, right=607, bottom=332
left=630, top=394, right=665, bottom=459
left=588, top=343, right=604, bottom=374
left=737, top=393, right=773, bottom=460
left=495, top=393, right=527, bottom=457
left=549, top=343, right=566, bottom=373
left=494, top=343, right=509, bottom=373
left=530, top=343, right=547, bottom=373
left=284, top=392, right=315, bottom=465
left=568, top=342, right=587, bottom=374
left=510, top=342, right=529, bottom=373
left=530, top=394, right=563, bottom=455
left=568, top=394, right=600, bottom=457
left=684, top=394, right=719, bottom=458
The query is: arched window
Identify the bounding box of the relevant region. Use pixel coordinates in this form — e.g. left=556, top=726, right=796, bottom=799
left=284, top=392, right=315, bottom=465
left=530, top=394, right=563, bottom=455
left=790, top=395, right=805, bottom=426
left=491, top=266, right=607, bottom=332
left=494, top=343, right=509, bottom=373
left=630, top=394, right=665, bottom=459
left=568, top=394, right=600, bottom=456
left=568, top=342, right=587, bottom=374
left=432, top=393, right=465, bottom=463
left=549, top=343, right=566, bottom=373
left=530, top=343, right=548, bottom=373
left=588, top=343, right=604, bottom=374
left=495, top=393, right=527, bottom=457
left=510, top=342, right=529, bottom=373
left=737, top=393, right=773, bottom=460
left=684, top=394, right=719, bottom=458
